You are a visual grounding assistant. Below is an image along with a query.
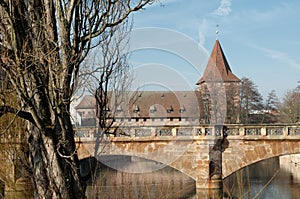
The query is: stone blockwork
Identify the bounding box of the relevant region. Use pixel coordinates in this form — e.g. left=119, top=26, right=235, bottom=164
left=76, top=130, right=300, bottom=190
left=222, top=137, right=300, bottom=178
left=0, top=142, right=33, bottom=197
left=76, top=136, right=225, bottom=189
left=0, top=143, right=15, bottom=191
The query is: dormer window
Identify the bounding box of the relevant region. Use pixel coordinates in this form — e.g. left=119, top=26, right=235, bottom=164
left=167, top=106, right=173, bottom=113
left=150, top=105, right=156, bottom=113
left=133, top=105, right=139, bottom=113
left=179, top=106, right=185, bottom=113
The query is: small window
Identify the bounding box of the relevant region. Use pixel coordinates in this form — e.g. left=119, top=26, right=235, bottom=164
left=179, top=106, right=185, bottom=113
left=150, top=105, right=156, bottom=113
left=167, top=106, right=173, bottom=113
left=133, top=105, right=139, bottom=113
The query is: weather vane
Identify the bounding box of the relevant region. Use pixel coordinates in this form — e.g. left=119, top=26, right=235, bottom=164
left=216, top=24, right=219, bottom=37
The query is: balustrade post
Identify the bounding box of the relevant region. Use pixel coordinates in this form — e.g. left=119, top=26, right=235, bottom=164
left=212, top=126, right=216, bottom=136
left=130, top=128, right=135, bottom=138
left=261, top=127, right=267, bottom=136
left=283, top=126, right=289, bottom=136
left=201, top=127, right=206, bottom=136
left=151, top=127, right=157, bottom=137
left=239, top=127, right=245, bottom=136
left=172, top=127, right=177, bottom=136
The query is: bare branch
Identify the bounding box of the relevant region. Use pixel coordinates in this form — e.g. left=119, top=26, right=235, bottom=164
left=0, top=105, right=35, bottom=124
left=0, top=0, right=155, bottom=197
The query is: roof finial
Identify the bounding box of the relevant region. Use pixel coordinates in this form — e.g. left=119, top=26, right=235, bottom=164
left=216, top=24, right=219, bottom=40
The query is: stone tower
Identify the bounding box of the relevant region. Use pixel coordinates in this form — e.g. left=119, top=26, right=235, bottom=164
left=197, top=39, right=241, bottom=124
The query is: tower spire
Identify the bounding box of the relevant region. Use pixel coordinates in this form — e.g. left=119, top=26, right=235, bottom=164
left=196, top=40, right=240, bottom=85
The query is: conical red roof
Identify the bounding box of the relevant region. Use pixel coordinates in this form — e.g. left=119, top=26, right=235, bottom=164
left=197, top=39, right=240, bottom=84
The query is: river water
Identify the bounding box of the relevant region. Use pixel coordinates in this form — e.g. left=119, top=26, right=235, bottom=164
left=3, top=155, right=300, bottom=198
left=86, top=155, right=300, bottom=199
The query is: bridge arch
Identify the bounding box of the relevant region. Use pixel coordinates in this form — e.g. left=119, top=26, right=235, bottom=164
left=75, top=137, right=214, bottom=187
left=222, top=138, right=300, bottom=179
left=97, top=154, right=197, bottom=181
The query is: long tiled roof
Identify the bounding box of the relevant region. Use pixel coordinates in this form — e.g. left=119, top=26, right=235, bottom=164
left=197, top=39, right=240, bottom=84
left=110, top=91, right=203, bottom=118
left=74, top=91, right=203, bottom=119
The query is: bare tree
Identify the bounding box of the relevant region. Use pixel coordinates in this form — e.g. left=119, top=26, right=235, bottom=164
left=280, top=86, right=300, bottom=123
left=239, top=77, right=264, bottom=124
left=225, top=83, right=241, bottom=124
left=79, top=20, right=134, bottom=154
left=75, top=20, right=136, bottom=197
left=0, top=1, right=153, bottom=198
left=263, top=90, right=280, bottom=123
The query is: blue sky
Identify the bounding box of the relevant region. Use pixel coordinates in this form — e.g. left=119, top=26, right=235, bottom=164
left=128, top=0, right=300, bottom=100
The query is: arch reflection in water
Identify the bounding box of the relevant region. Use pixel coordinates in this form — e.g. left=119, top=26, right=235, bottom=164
left=86, top=156, right=196, bottom=199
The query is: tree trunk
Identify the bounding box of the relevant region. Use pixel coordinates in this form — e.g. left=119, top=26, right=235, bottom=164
left=27, top=122, right=85, bottom=198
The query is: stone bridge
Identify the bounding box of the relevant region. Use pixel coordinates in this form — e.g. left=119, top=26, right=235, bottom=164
left=75, top=124, right=300, bottom=190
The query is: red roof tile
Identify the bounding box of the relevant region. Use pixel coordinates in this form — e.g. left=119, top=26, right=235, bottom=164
left=109, top=91, right=203, bottom=119
left=197, top=39, right=240, bottom=84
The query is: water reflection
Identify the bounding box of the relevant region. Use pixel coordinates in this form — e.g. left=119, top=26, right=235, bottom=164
left=86, top=162, right=196, bottom=199
left=87, top=156, right=300, bottom=199
left=3, top=155, right=300, bottom=198
left=224, top=156, right=300, bottom=199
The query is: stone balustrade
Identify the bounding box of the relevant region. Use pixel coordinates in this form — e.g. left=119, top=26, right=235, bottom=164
left=74, top=124, right=300, bottom=138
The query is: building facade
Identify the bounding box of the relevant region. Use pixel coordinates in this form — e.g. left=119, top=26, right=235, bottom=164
left=73, top=40, right=241, bottom=129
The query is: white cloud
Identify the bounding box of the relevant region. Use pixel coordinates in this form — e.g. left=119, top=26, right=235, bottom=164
left=255, top=46, right=300, bottom=70
left=198, top=19, right=208, bottom=47
left=213, top=0, right=232, bottom=16
left=198, top=0, right=232, bottom=47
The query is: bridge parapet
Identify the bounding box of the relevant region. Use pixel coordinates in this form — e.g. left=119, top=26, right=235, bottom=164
left=74, top=124, right=300, bottom=138
left=75, top=124, right=300, bottom=190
